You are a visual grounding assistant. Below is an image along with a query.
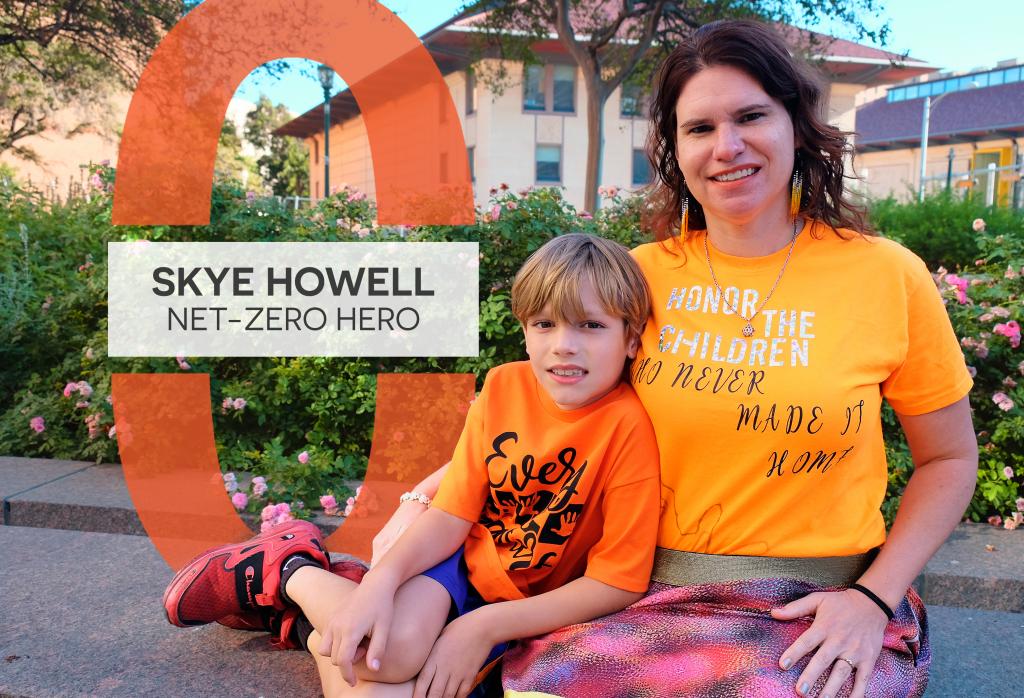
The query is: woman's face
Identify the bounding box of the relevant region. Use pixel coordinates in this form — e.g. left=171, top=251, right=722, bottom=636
left=674, top=64, right=796, bottom=228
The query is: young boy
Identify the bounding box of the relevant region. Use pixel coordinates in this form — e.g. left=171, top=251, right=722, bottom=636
left=163, top=233, right=661, bottom=698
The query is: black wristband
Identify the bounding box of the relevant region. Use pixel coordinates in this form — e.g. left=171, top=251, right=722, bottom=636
left=850, top=583, right=895, bottom=621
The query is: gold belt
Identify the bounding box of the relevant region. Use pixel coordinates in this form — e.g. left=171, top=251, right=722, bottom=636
left=651, top=547, right=877, bottom=588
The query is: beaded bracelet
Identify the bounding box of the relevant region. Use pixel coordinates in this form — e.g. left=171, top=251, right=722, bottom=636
left=399, top=491, right=432, bottom=506
left=850, top=583, right=895, bottom=621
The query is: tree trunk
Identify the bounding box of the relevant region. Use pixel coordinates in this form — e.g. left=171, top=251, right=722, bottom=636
left=582, top=71, right=606, bottom=214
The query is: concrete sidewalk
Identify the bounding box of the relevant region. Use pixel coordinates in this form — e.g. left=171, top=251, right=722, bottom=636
left=1, top=456, right=1022, bottom=696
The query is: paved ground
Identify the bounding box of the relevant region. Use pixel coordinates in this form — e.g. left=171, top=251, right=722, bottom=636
left=1, top=456, right=1021, bottom=696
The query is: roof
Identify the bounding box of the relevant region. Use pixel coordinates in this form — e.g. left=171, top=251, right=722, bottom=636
left=276, top=8, right=936, bottom=139
left=855, top=79, right=1024, bottom=151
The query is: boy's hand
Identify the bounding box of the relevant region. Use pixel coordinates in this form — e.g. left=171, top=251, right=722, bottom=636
left=319, top=574, right=398, bottom=687
left=413, top=612, right=495, bottom=698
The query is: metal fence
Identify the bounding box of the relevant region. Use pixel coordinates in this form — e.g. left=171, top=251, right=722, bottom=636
left=922, top=160, right=1023, bottom=208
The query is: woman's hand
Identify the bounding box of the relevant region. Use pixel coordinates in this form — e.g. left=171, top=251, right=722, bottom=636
left=413, top=612, right=495, bottom=698
left=772, top=589, right=890, bottom=698
left=319, top=573, right=399, bottom=687
left=371, top=499, right=429, bottom=567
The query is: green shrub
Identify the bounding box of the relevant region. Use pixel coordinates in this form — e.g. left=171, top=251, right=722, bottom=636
left=3, top=173, right=1022, bottom=521
left=868, top=191, right=1024, bottom=270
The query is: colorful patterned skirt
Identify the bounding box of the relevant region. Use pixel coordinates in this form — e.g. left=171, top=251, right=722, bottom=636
left=501, top=578, right=928, bottom=697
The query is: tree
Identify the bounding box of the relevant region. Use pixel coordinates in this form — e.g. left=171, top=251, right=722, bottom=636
left=244, top=95, right=310, bottom=197
left=462, top=0, right=889, bottom=213
left=0, top=1, right=185, bottom=160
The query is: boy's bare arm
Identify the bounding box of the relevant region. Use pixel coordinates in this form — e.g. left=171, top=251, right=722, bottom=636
left=472, top=576, right=642, bottom=644
left=323, top=507, right=472, bottom=685
left=367, top=505, right=470, bottom=586
left=413, top=576, right=642, bottom=696
left=371, top=462, right=451, bottom=566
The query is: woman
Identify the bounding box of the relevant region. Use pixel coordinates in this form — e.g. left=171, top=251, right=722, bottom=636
left=375, top=20, right=976, bottom=698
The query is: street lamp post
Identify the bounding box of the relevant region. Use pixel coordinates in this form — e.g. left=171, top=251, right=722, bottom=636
left=918, top=83, right=977, bottom=201
left=917, top=94, right=945, bottom=201
left=317, top=64, right=334, bottom=199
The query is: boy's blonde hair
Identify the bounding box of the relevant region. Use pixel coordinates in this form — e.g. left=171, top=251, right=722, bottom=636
left=511, top=233, right=651, bottom=340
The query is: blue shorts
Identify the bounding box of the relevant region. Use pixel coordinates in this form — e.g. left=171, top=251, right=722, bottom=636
left=420, top=546, right=507, bottom=689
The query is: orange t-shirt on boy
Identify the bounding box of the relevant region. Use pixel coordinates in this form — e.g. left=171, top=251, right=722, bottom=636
left=431, top=361, right=661, bottom=603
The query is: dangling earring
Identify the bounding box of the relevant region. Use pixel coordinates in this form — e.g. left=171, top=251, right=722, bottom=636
left=679, top=180, right=689, bottom=237
left=789, top=168, right=803, bottom=218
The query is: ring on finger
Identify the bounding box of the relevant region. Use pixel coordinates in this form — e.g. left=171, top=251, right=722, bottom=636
left=834, top=656, right=856, bottom=671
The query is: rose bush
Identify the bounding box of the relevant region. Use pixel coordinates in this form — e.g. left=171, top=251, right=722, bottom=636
left=1, top=170, right=1020, bottom=521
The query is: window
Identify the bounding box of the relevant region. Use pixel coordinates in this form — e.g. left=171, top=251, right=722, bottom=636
left=621, top=82, right=644, bottom=117
left=975, top=72, right=990, bottom=88
left=523, top=63, right=577, bottom=113
left=632, top=149, right=651, bottom=186
left=313, top=138, right=319, bottom=164
left=958, top=76, right=974, bottom=90
left=1005, top=67, right=1021, bottom=83
left=465, top=70, right=477, bottom=115
left=906, top=84, right=919, bottom=99
left=552, top=65, right=576, bottom=112
left=524, top=64, right=546, bottom=111
left=467, top=146, right=475, bottom=182
left=536, top=145, right=561, bottom=183
left=315, top=181, right=321, bottom=199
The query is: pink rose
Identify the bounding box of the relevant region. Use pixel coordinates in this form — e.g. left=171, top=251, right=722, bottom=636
left=1006, top=265, right=1019, bottom=280
left=274, top=502, right=291, bottom=517
left=992, top=392, right=1014, bottom=411
left=77, top=381, right=93, bottom=398
left=260, top=520, right=274, bottom=533
left=107, top=425, right=116, bottom=439
left=356, top=227, right=370, bottom=239
left=260, top=504, right=277, bottom=522
left=252, top=477, right=268, bottom=497
left=320, top=494, right=338, bottom=515
left=988, top=515, right=1002, bottom=526
left=246, top=191, right=256, bottom=203
left=298, top=451, right=309, bottom=464
left=506, top=201, right=518, bottom=210
left=1016, top=497, right=1024, bottom=512
left=29, top=416, right=45, bottom=433
left=1004, top=466, right=1015, bottom=479
left=232, top=397, right=247, bottom=410
left=63, top=382, right=77, bottom=398
left=231, top=492, right=248, bottom=510
left=85, top=347, right=94, bottom=360
left=490, top=204, right=501, bottom=221
left=993, top=321, right=1021, bottom=348
left=350, top=191, right=366, bottom=202
left=972, top=218, right=986, bottom=232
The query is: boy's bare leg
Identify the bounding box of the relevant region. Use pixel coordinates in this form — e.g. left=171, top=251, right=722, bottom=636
left=284, top=565, right=360, bottom=630
left=292, top=572, right=451, bottom=686
left=309, top=629, right=414, bottom=698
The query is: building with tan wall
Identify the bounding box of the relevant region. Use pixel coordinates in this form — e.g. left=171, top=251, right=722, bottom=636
left=277, top=14, right=934, bottom=211
left=854, top=61, right=1024, bottom=205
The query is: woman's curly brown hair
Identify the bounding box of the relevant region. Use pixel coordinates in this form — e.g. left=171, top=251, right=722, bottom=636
left=645, top=19, right=873, bottom=241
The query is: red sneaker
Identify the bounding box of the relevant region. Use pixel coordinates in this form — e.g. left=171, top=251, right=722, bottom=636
left=216, top=559, right=369, bottom=642
left=162, top=519, right=329, bottom=627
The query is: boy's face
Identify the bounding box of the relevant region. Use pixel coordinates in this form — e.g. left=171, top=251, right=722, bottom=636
left=523, top=279, right=639, bottom=411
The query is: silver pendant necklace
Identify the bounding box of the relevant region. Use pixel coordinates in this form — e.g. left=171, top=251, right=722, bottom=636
left=703, top=217, right=801, bottom=338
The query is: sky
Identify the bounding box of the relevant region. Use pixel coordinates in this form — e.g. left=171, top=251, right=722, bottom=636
left=232, top=0, right=1024, bottom=115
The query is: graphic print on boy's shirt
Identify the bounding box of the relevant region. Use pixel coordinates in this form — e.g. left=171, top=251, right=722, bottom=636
left=630, top=226, right=973, bottom=557
left=480, top=430, right=588, bottom=572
